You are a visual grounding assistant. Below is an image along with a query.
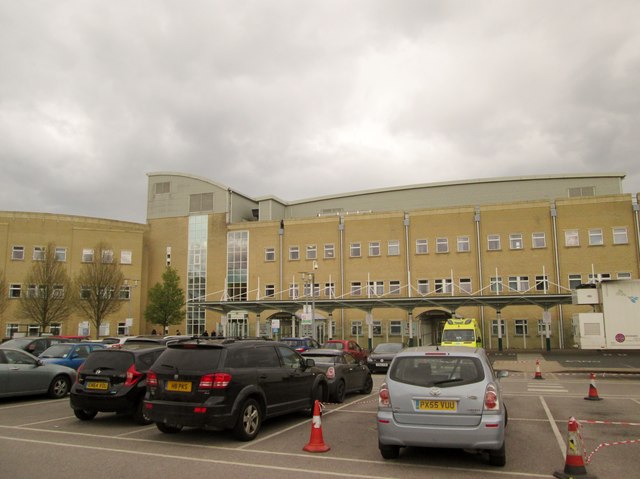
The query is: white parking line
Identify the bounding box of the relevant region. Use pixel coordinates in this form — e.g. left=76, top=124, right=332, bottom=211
left=539, top=396, right=565, bottom=456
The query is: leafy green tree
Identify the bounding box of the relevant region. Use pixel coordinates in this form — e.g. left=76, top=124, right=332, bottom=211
left=18, top=243, right=73, bottom=334
left=144, top=267, right=186, bottom=333
left=73, top=242, right=125, bottom=339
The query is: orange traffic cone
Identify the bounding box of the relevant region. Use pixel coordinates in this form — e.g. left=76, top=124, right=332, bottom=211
left=553, top=417, right=597, bottom=479
left=303, top=400, right=330, bottom=453
left=584, top=372, right=603, bottom=401
left=534, top=359, right=544, bottom=380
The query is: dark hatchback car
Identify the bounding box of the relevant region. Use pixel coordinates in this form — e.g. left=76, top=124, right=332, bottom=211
left=144, top=338, right=328, bottom=441
left=301, top=349, right=373, bottom=403
left=1, top=336, right=73, bottom=357
left=366, top=342, right=406, bottom=374
left=281, top=337, right=321, bottom=352
left=70, top=345, right=165, bottom=424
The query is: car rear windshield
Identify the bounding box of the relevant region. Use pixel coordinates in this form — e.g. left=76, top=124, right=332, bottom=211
left=323, top=342, right=344, bottom=350
left=283, top=340, right=303, bottom=347
left=442, top=330, right=475, bottom=341
left=390, top=356, right=484, bottom=387
left=83, top=350, right=134, bottom=372
left=302, top=354, right=338, bottom=364
left=373, top=343, right=404, bottom=353
left=156, top=347, right=223, bottom=371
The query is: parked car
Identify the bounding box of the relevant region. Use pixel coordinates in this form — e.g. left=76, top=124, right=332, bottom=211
left=0, top=336, right=74, bottom=357
left=366, top=342, right=406, bottom=374
left=301, top=349, right=373, bottom=403
left=281, top=337, right=321, bottom=352
left=70, top=345, right=166, bottom=424
left=0, top=348, right=76, bottom=399
left=377, top=346, right=508, bottom=466
left=322, top=339, right=368, bottom=362
left=145, top=338, right=328, bottom=440
left=39, top=342, right=107, bottom=370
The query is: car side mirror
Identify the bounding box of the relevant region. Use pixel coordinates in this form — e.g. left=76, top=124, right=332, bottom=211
left=496, top=370, right=509, bottom=378
left=304, top=358, right=316, bottom=368
left=35, top=359, right=44, bottom=367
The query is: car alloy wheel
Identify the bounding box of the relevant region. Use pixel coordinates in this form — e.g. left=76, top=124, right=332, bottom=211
left=48, top=375, right=70, bottom=399
left=233, top=398, right=262, bottom=441
left=74, top=409, right=98, bottom=421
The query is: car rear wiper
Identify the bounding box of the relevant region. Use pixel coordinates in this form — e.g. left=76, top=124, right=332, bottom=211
left=433, top=378, right=464, bottom=385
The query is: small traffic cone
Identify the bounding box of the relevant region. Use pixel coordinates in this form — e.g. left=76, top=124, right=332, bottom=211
left=534, top=359, right=544, bottom=380
left=584, top=372, right=603, bottom=401
left=553, top=417, right=597, bottom=479
left=303, top=400, right=330, bottom=453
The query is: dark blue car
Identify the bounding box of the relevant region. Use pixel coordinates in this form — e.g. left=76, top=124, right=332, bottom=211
left=281, top=337, right=321, bottom=352
left=39, top=342, right=107, bottom=370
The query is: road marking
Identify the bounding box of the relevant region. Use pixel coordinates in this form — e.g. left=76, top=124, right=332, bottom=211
left=16, top=416, right=76, bottom=427
left=527, top=382, right=568, bottom=394
left=539, top=396, right=565, bottom=456
left=0, top=434, right=554, bottom=478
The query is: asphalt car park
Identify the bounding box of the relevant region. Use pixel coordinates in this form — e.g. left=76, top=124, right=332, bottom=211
left=1, top=367, right=639, bottom=478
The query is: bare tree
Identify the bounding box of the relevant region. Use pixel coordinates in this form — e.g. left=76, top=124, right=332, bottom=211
left=73, top=242, right=125, bottom=339
left=18, top=243, right=73, bottom=334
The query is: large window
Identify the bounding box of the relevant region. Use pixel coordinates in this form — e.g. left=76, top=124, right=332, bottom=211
left=435, top=237, right=449, bottom=253
left=415, top=239, right=428, bottom=254
left=487, top=235, right=501, bottom=251
left=457, top=236, right=470, bottom=252
left=120, top=250, right=132, bottom=264
left=350, top=282, right=362, bottom=296
left=265, top=248, right=275, bottom=262
left=532, top=232, right=546, bottom=248
left=390, top=320, right=402, bottom=336
left=509, top=234, right=523, bottom=250
left=388, top=240, right=400, bottom=256
left=226, top=229, right=246, bottom=302
left=351, top=321, right=363, bottom=336
left=588, top=228, right=603, bottom=246
left=189, top=192, right=213, bottom=213
left=535, top=275, right=549, bottom=292
left=459, top=278, right=472, bottom=294
left=568, top=274, right=582, bottom=289
left=515, top=319, right=529, bottom=336
left=188, top=218, right=209, bottom=335
left=324, top=282, right=335, bottom=298
left=417, top=279, right=429, bottom=295
left=368, top=241, right=381, bottom=257
left=492, top=319, right=506, bottom=336
left=306, top=245, right=317, bottom=260
left=11, top=246, right=24, bottom=261
left=508, top=276, right=530, bottom=292
left=565, top=230, right=579, bottom=247
left=82, top=248, right=94, bottom=263
left=33, top=246, right=45, bottom=261
left=490, top=276, right=503, bottom=293
left=324, top=243, right=335, bottom=259
left=612, top=227, right=628, bottom=245
left=289, top=283, right=299, bottom=299
left=367, top=281, right=384, bottom=296
left=350, top=243, right=361, bottom=258
left=9, top=284, right=21, bottom=298
left=289, top=246, right=299, bottom=261
left=389, top=280, right=401, bottom=295
left=435, top=278, right=452, bottom=294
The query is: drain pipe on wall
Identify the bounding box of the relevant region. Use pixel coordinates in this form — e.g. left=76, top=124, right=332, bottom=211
left=550, top=202, right=564, bottom=349
left=474, top=207, right=486, bottom=347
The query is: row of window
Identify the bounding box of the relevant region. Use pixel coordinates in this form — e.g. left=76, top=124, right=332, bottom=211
left=268, top=227, right=630, bottom=262
left=10, top=246, right=133, bottom=264
left=5, top=321, right=131, bottom=338
left=6, top=284, right=133, bottom=300
left=258, top=272, right=632, bottom=299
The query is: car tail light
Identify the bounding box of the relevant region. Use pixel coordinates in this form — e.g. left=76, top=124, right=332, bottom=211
left=125, top=364, right=143, bottom=386
left=199, top=373, right=231, bottom=389
left=147, top=370, right=158, bottom=388
left=484, top=384, right=499, bottom=410
left=379, top=383, right=391, bottom=408
left=326, top=367, right=336, bottom=379
left=296, top=347, right=304, bottom=352
left=76, top=363, right=84, bottom=384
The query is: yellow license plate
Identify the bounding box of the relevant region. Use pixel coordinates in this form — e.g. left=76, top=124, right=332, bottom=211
left=86, top=381, right=109, bottom=390
left=417, top=400, right=457, bottom=411
left=166, top=381, right=192, bottom=392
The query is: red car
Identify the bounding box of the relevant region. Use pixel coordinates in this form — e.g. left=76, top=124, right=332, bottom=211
left=322, top=339, right=368, bottom=362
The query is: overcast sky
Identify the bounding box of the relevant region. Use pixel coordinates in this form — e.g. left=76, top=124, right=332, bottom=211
left=1, top=1, right=639, bottom=223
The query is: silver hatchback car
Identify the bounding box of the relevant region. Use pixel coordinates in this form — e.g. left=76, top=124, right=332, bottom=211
left=377, top=346, right=508, bottom=466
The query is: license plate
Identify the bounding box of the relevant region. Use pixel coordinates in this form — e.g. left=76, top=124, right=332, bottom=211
left=377, top=362, right=388, bottom=367
left=86, top=381, right=109, bottom=390
left=416, top=399, right=457, bottom=411
left=166, top=380, right=192, bottom=392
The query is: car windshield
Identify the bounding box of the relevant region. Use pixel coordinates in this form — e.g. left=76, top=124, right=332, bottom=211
left=323, top=342, right=344, bottom=350
left=40, top=344, right=73, bottom=358
left=373, top=343, right=404, bottom=354
left=390, top=356, right=483, bottom=387
left=442, top=329, right=475, bottom=341
left=283, top=340, right=303, bottom=347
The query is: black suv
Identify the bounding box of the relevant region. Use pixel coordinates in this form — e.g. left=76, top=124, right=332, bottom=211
left=70, top=345, right=165, bottom=424
left=145, top=338, right=328, bottom=441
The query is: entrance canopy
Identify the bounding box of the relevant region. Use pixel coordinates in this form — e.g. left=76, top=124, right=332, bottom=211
left=190, top=293, right=574, bottom=316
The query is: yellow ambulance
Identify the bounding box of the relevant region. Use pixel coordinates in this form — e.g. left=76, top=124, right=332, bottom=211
left=440, top=318, right=483, bottom=348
